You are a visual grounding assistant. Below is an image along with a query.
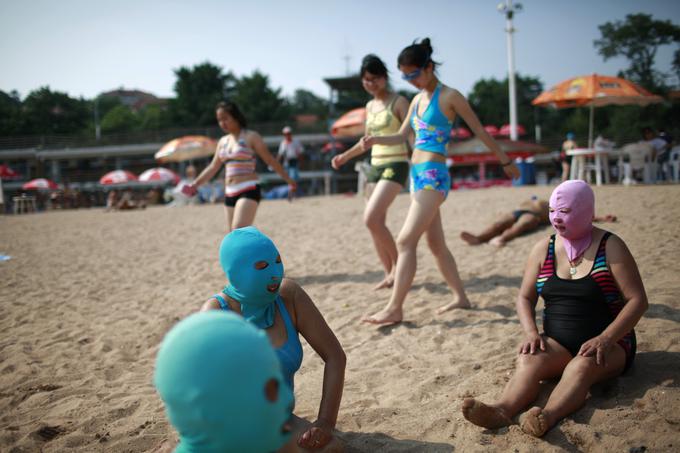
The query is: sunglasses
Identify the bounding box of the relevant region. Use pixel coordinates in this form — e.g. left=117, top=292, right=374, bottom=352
left=401, top=67, right=423, bottom=81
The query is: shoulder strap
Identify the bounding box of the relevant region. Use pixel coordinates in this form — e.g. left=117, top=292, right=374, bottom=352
left=213, top=293, right=230, bottom=311
left=275, top=296, right=296, bottom=334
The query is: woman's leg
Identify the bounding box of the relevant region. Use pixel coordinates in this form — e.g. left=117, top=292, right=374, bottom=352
left=362, top=190, right=443, bottom=324
left=425, top=211, right=471, bottom=313
left=462, top=336, right=572, bottom=429
left=520, top=344, right=626, bottom=437
left=231, top=198, right=258, bottom=230
left=363, top=179, right=403, bottom=289
left=223, top=205, right=234, bottom=233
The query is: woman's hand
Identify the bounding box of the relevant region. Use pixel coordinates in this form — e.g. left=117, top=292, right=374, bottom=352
left=331, top=153, right=346, bottom=170
left=519, top=332, right=545, bottom=355
left=360, top=135, right=375, bottom=151
left=502, top=162, right=521, bottom=179
left=578, top=334, right=613, bottom=366
left=298, top=418, right=333, bottom=450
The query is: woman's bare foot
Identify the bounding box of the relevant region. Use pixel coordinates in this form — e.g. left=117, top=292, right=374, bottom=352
left=437, top=296, right=471, bottom=314
left=362, top=307, right=402, bottom=325
left=489, top=236, right=506, bottom=248
left=519, top=407, right=549, bottom=437
left=461, top=398, right=512, bottom=429
left=373, top=276, right=394, bottom=290
left=460, top=231, right=482, bottom=245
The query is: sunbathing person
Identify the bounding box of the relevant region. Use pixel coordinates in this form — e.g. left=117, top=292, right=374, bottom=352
left=201, top=227, right=345, bottom=451
left=461, top=180, right=647, bottom=437
left=461, top=197, right=618, bottom=247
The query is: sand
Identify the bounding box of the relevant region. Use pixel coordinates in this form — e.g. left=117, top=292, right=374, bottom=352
left=1, top=184, right=679, bottom=452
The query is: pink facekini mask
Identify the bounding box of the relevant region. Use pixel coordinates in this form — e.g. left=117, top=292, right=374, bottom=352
left=549, top=180, right=595, bottom=262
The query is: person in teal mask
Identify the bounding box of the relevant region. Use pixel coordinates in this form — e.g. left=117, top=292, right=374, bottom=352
left=154, top=310, right=294, bottom=453
left=201, top=227, right=346, bottom=451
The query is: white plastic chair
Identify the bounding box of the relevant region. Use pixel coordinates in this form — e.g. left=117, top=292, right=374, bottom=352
left=619, top=142, right=654, bottom=185
left=668, top=146, right=680, bottom=183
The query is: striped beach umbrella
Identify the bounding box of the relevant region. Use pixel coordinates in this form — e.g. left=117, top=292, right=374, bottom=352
left=100, top=170, right=138, bottom=185
left=139, top=167, right=180, bottom=184
left=155, top=136, right=217, bottom=163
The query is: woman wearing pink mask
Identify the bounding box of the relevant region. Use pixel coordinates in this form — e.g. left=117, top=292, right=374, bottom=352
left=461, top=180, right=648, bottom=437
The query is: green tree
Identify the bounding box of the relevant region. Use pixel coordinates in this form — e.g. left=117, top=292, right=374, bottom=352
left=466, top=74, right=543, bottom=137
left=100, top=104, right=140, bottom=133
left=21, top=86, right=90, bottom=135
left=0, top=90, right=22, bottom=135
left=231, top=70, right=289, bottom=124
left=171, top=62, right=236, bottom=127
left=594, top=13, right=680, bottom=91
left=288, top=89, right=327, bottom=118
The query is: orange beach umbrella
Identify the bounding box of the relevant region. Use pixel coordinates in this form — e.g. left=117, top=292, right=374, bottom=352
left=532, top=74, right=663, bottom=147
left=331, top=108, right=366, bottom=137
left=155, top=136, right=217, bottom=163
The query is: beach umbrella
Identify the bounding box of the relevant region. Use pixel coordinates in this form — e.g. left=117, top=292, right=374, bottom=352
left=483, top=125, right=500, bottom=137
left=499, top=123, right=526, bottom=137
left=22, top=178, right=58, bottom=190
left=331, top=108, right=366, bottom=137
left=139, top=167, right=180, bottom=184
left=450, top=127, right=472, bottom=139
left=155, top=135, right=217, bottom=163
left=0, top=164, right=21, bottom=180
left=532, top=73, right=663, bottom=147
left=100, top=170, right=138, bottom=185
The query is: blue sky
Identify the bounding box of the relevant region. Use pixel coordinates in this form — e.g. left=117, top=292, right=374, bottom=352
left=0, top=0, right=678, bottom=101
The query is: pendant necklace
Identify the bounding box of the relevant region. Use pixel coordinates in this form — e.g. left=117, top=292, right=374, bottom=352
left=568, top=254, right=584, bottom=276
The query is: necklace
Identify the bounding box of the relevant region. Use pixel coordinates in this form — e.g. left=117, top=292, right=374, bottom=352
left=568, top=254, right=585, bottom=276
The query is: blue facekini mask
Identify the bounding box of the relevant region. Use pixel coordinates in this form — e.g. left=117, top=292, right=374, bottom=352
left=154, top=311, right=294, bottom=453
left=219, top=227, right=284, bottom=329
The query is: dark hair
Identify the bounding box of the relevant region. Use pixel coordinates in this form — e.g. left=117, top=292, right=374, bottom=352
left=215, top=101, right=248, bottom=128
left=397, top=38, right=439, bottom=70
left=360, top=54, right=388, bottom=79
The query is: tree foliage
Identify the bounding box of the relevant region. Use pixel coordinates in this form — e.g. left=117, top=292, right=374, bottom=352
left=171, top=62, right=236, bottom=126
left=594, top=13, right=680, bottom=91
left=21, top=87, right=90, bottom=135
left=230, top=70, right=289, bottom=123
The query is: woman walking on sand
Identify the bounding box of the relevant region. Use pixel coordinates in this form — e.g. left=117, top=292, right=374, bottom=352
left=185, top=101, right=296, bottom=232
left=360, top=38, right=519, bottom=325
left=332, top=54, right=411, bottom=290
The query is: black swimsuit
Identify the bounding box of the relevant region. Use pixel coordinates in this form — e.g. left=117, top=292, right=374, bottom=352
left=536, top=233, right=636, bottom=371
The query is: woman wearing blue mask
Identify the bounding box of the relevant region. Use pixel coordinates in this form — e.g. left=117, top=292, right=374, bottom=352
left=360, top=38, right=520, bottom=325
left=201, top=227, right=346, bottom=451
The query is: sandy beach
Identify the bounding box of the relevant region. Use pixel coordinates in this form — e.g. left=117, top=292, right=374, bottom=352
left=1, top=184, right=679, bottom=452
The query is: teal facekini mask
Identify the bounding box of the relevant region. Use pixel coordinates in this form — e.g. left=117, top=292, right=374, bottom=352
left=154, top=311, right=294, bottom=453
left=219, top=227, right=284, bottom=329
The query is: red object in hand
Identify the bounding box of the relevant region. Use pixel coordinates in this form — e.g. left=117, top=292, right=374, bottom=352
left=181, top=184, right=197, bottom=197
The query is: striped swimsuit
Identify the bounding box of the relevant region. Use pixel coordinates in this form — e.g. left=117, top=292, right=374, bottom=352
left=536, top=232, right=636, bottom=371
left=217, top=132, right=258, bottom=197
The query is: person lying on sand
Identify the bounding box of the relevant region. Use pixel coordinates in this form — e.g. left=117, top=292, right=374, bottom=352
left=460, top=197, right=617, bottom=247
left=461, top=181, right=647, bottom=437
left=200, top=227, right=345, bottom=452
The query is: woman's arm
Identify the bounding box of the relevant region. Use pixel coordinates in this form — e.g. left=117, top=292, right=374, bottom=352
left=193, top=146, right=224, bottom=187
left=447, top=89, right=520, bottom=179
left=250, top=132, right=296, bottom=186
left=331, top=141, right=367, bottom=169
left=290, top=281, right=346, bottom=450
left=578, top=234, right=648, bottom=365
left=516, top=238, right=550, bottom=354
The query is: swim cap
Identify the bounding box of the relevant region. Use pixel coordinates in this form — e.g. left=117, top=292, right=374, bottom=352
left=219, top=227, right=284, bottom=329
left=549, top=180, right=595, bottom=261
left=154, top=311, right=293, bottom=453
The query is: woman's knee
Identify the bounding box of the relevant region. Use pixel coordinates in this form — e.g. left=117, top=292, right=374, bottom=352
left=562, top=356, right=599, bottom=381
left=396, top=232, right=418, bottom=252
left=363, top=208, right=385, bottom=231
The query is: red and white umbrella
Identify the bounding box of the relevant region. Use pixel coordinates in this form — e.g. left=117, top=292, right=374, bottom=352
left=499, top=124, right=526, bottom=136
left=100, top=170, right=138, bottom=185
left=483, top=125, right=500, bottom=137
left=450, top=127, right=472, bottom=139
left=139, top=167, right=180, bottom=184
left=0, top=164, right=21, bottom=180
left=331, top=108, right=366, bottom=138
left=22, top=178, right=59, bottom=190
left=155, top=136, right=217, bottom=163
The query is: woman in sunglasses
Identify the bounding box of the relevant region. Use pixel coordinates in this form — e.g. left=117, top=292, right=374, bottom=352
left=332, top=54, right=410, bottom=290
left=360, top=38, right=520, bottom=325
